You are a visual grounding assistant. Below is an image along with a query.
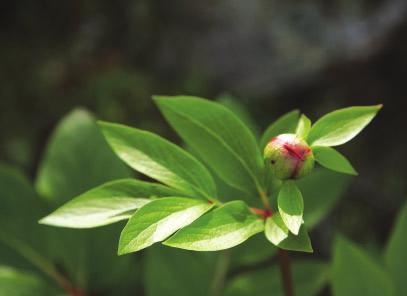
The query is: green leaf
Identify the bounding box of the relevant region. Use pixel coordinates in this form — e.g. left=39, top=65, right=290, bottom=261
left=229, top=235, right=277, bottom=269
left=118, top=197, right=213, bottom=254
left=265, top=213, right=312, bottom=252
left=0, top=266, right=56, bottom=296
left=99, top=121, right=217, bottom=200
left=218, top=94, right=260, bottom=139
left=164, top=200, right=264, bottom=251
left=298, top=168, right=351, bottom=228
left=145, top=246, right=217, bottom=296
left=0, top=164, right=49, bottom=271
left=39, top=179, right=179, bottom=228
left=34, top=109, right=141, bottom=293
left=296, top=114, right=311, bottom=139
left=260, top=110, right=300, bottom=151
left=384, top=202, right=407, bottom=295
left=313, top=146, right=357, bottom=175
left=224, top=260, right=328, bottom=296
left=278, top=181, right=304, bottom=235
left=231, top=168, right=350, bottom=269
left=308, top=105, right=382, bottom=147
left=36, top=109, right=131, bottom=204
left=154, top=95, right=264, bottom=195
left=332, top=236, right=394, bottom=296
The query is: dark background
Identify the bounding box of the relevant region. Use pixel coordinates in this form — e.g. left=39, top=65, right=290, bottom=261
left=1, top=0, right=406, bottom=252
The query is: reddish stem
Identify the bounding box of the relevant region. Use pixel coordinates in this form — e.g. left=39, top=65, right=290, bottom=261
left=278, top=249, right=294, bottom=296
left=250, top=207, right=272, bottom=218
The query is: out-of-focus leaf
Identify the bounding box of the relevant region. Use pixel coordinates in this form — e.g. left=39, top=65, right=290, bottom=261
left=278, top=181, right=303, bottom=235
left=99, top=121, right=217, bottom=200
left=0, top=165, right=49, bottom=271
left=35, top=108, right=131, bottom=204
left=217, top=94, right=260, bottom=139
left=296, top=114, right=311, bottom=139
left=224, top=261, right=328, bottom=296
left=313, top=146, right=357, bottom=175
left=164, top=201, right=264, bottom=251
left=229, top=235, right=277, bottom=269
left=265, top=213, right=312, bottom=253
left=260, top=110, right=300, bottom=151
left=385, top=202, right=407, bottom=295
left=35, top=109, right=140, bottom=294
left=332, top=236, right=394, bottom=296
left=40, top=179, right=178, bottom=228
left=297, top=168, right=351, bottom=228
left=154, top=96, right=264, bottom=195
left=145, top=245, right=217, bottom=296
left=308, top=105, right=382, bottom=147
left=0, top=266, right=56, bottom=296
left=118, top=197, right=213, bottom=254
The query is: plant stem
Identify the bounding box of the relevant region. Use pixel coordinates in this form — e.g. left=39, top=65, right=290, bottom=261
left=259, top=190, right=271, bottom=210
left=278, top=249, right=294, bottom=296
left=0, top=234, right=85, bottom=296
left=210, top=250, right=231, bottom=296
left=258, top=186, right=294, bottom=296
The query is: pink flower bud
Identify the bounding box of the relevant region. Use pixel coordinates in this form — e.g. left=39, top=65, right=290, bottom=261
left=264, top=134, right=314, bottom=180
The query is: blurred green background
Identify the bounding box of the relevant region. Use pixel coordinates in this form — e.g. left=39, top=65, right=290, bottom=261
left=1, top=1, right=406, bottom=295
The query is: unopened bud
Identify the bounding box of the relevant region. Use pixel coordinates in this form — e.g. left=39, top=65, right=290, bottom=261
left=264, top=134, right=314, bottom=180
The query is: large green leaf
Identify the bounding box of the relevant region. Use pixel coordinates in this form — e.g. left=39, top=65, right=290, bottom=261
left=36, top=109, right=131, bottom=204
left=278, top=181, right=304, bottom=235
left=40, top=179, right=179, bottom=228
left=332, top=236, right=394, bottom=296
left=308, top=105, right=382, bottom=147
left=154, top=96, right=264, bottom=195
left=298, top=168, right=351, bottom=228
left=313, top=146, right=357, bottom=175
left=34, top=109, right=140, bottom=294
left=164, top=201, right=264, bottom=251
left=224, top=261, right=328, bottom=296
left=118, top=197, right=213, bottom=254
left=145, top=246, right=217, bottom=296
left=0, top=266, right=56, bottom=296
left=99, top=121, right=216, bottom=200
left=260, top=110, right=300, bottom=151
left=265, top=213, right=312, bottom=253
left=385, top=203, right=407, bottom=295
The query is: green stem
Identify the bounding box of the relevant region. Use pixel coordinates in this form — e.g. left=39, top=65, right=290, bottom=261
left=259, top=190, right=271, bottom=210
left=210, top=250, right=231, bottom=296
left=258, top=176, right=294, bottom=296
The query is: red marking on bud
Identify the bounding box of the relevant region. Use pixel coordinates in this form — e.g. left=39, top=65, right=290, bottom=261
left=282, top=143, right=311, bottom=178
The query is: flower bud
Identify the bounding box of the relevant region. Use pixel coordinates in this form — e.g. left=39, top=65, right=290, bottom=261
left=264, top=134, right=314, bottom=180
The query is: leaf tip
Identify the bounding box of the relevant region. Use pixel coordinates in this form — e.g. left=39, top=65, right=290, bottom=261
left=96, top=120, right=110, bottom=130
left=350, top=169, right=359, bottom=176
left=152, top=95, right=170, bottom=103
left=38, top=217, right=48, bottom=225
left=117, top=242, right=133, bottom=256
left=117, top=248, right=126, bottom=256
left=161, top=240, right=172, bottom=247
